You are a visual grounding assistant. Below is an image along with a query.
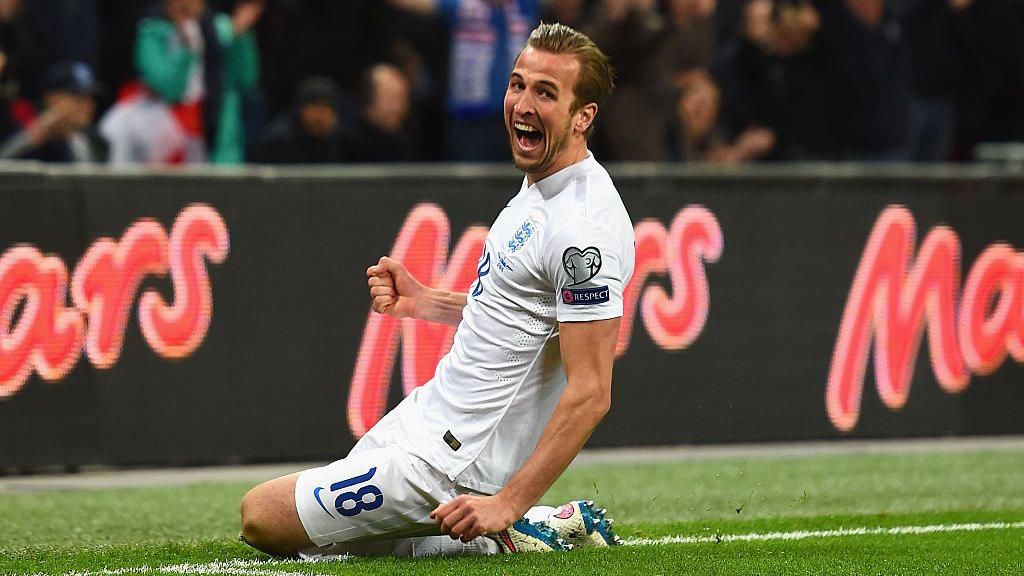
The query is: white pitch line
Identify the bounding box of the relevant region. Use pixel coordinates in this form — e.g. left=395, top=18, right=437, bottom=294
left=39, top=521, right=1024, bottom=576
left=623, top=520, right=1024, bottom=546
left=34, top=559, right=314, bottom=576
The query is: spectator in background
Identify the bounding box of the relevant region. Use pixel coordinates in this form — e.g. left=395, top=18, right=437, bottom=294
left=952, top=0, right=1024, bottom=158
left=0, top=55, right=13, bottom=144
left=0, top=0, right=21, bottom=141
left=389, top=0, right=538, bottom=162
left=130, top=0, right=262, bottom=164
left=391, top=39, right=445, bottom=161
left=767, top=0, right=838, bottom=159
left=249, top=76, right=348, bottom=164
left=0, top=0, right=42, bottom=110
left=0, top=61, right=106, bottom=162
left=670, top=67, right=775, bottom=162
left=349, top=63, right=416, bottom=163
left=541, top=0, right=594, bottom=27
left=97, top=0, right=149, bottom=114
left=712, top=0, right=836, bottom=160
left=710, top=0, right=779, bottom=157
left=24, top=0, right=100, bottom=76
left=659, top=0, right=719, bottom=73
left=672, top=68, right=723, bottom=160
left=900, top=0, right=973, bottom=162
left=715, top=0, right=747, bottom=42
left=586, top=0, right=674, bottom=161
left=586, top=0, right=718, bottom=161
left=254, top=2, right=413, bottom=123
left=811, top=0, right=914, bottom=161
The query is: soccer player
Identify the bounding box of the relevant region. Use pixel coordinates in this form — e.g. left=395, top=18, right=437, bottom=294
left=240, top=22, right=633, bottom=557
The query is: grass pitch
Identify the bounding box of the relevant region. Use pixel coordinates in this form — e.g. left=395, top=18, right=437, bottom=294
left=2, top=441, right=1023, bottom=575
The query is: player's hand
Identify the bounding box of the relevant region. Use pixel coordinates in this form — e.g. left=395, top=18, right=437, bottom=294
left=366, top=256, right=423, bottom=319
left=430, top=493, right=520, bottom=542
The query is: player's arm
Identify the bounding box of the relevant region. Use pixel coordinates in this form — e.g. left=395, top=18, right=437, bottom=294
left=431, top=316, right=619, bottom=541
left=367, top=256, right=467, bottom=326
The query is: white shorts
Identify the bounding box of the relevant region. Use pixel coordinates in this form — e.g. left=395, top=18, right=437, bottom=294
left=294, top=446, right=459, bottom=547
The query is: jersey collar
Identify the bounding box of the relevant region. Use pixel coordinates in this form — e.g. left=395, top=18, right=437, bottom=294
left=530, top=152, right=595, bottom=200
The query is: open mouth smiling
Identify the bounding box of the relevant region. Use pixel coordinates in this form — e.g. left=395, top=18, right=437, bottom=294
left=513, top=121, right=544, bottom=151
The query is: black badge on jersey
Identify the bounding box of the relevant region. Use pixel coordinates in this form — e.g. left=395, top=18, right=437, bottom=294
left=562, top=246, right=602, bottom=286
left=443, top=430, right=462, bottom=451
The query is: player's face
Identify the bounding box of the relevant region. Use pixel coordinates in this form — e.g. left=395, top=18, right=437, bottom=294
left=504, top=47, right=582, bottom=180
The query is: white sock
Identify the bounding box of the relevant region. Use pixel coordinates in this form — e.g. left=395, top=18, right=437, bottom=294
left=296, top=506, right=565, bottom=559
left=298, top=534, right=501, bottom=559
left=396, top=535, right=501, bottom=557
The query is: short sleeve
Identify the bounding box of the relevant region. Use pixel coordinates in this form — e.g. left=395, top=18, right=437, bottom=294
left=544, top=217, right=628, bottom=323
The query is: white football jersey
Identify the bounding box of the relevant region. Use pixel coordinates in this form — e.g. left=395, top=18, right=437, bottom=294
left=381, top=154, right=634, bottom=493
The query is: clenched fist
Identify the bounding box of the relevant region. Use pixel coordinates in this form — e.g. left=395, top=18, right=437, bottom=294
left=366, top=256, right=423, bottom=319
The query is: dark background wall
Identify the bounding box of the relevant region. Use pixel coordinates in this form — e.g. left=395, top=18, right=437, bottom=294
left=0, top=164, right=1021, bottom=470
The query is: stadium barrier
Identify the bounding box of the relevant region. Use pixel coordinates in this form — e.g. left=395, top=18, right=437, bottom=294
left=1, top=162, right=1022, bottom=469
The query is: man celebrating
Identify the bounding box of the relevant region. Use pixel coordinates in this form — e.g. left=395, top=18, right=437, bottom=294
left=240, top=23, right=633, bottom=557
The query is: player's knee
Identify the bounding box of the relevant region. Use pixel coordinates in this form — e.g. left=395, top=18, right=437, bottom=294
left=240, top=485, right=299, bottom=557
left=239, top=488, right=271, bottom=552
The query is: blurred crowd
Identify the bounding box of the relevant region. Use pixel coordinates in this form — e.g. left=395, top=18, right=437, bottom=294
left=0, top=0, right=1021, bottom=166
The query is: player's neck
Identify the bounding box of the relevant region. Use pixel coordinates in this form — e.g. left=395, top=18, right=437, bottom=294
left=526, top=142, right=590, bottom=186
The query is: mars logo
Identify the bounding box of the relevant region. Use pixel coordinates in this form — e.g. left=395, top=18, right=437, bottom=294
left=0, top=204, right=229, bottom=399
left=828, top=204, right=1024, bottom=431
left=349, top=203, right=722, bottom=436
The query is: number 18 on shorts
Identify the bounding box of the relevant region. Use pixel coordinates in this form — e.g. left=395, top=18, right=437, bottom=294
left=294, top=446, right=455, bottom=546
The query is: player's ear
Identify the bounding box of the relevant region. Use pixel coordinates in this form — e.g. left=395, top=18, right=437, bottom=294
left=575, top=103, right=597, bottom=135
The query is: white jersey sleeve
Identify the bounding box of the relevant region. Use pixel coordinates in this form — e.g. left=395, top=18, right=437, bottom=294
left=544, top=215, right=631, bottom=323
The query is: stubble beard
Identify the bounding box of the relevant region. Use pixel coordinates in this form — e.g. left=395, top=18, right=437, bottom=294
left=512, top=116, right=573, bottom=177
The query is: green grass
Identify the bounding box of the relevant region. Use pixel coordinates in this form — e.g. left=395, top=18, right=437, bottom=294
left=3, top=446, right=1024, bottom=575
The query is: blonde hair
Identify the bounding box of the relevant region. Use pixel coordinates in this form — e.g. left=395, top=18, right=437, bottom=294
left=526, top=23, right=615, bottom=137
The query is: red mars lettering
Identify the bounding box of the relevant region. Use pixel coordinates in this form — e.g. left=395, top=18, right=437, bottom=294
left=0, top=247, right=83, bottom=396
left=828, top=204, right=1024, bottom=431
left=623, top=207, right=723, bottom=353
left=349, top=203, right=723, bottom=436
left=137, top=207, right=230, bottom=358
left=72, top=220, right=168, bottom=368
left=0, top=204, right=228, bottom=398
left=959, top=244, right=1024, bottom=376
